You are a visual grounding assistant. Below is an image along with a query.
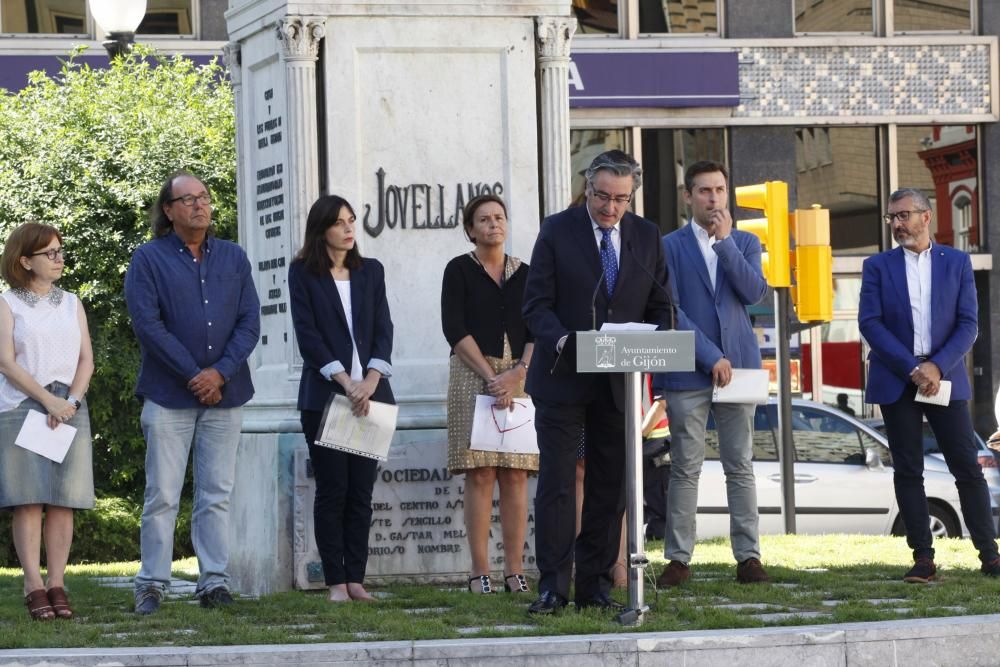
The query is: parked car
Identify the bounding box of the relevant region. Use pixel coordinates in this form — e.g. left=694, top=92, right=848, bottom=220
left=693, top=399, right=993, bottom=540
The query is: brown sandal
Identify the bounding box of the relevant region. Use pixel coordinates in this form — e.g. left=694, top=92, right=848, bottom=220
left=25, top=589, right=55, bottom=621
left=46, top=587, right=73, bottom=619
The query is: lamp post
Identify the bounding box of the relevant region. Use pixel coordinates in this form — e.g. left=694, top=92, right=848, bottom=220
left=88, top=0, right=147, bottom=59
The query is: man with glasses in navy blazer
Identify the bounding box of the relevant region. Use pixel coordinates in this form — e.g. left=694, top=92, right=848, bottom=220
left=522, top=150, right=675, bottom=614
left=859, top=187, right=999, bottom=583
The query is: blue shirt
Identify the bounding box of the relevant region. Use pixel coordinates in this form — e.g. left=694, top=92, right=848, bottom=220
left=125, top=232, right=260, bottom=409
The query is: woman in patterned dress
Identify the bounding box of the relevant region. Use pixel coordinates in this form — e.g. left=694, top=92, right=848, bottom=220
left=0, top=222, right=94, bottom=620
left=441, top=194, right=538, bottom=594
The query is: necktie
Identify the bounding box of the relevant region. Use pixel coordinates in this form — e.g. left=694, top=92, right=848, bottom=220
left=600, top=227, right=618, bottom=297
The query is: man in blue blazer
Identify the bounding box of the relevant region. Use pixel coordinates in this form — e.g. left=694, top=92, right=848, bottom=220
left=522, top=150, right=674, bottom=614
left=652, top=161, right=770, bottom=587
left=859, top=187, right=999, bottom=583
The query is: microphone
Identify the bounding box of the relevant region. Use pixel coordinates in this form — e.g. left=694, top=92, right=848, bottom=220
left=625, top=241, right=676, bottom=331
left=590, top=243, right=606, bottom=331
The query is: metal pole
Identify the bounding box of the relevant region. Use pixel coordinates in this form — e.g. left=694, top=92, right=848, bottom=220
left=775, top=288, right=796, bottom=533
left=618, top=370, right=648, bottom=626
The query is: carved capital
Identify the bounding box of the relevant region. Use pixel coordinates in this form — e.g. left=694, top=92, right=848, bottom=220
left=221, top=42, right=242, bottom=86
left=277, top=16, right=326, bottom=62
left=535, top=16, right=577, bottom=62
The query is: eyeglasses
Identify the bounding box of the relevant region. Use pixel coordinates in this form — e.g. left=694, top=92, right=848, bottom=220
left=882, top=209, right=926, bottom=224
left=169, top=193, right=213, bottom=207
left=590, top=189, right=632, bottom=205
left=31, top=247, right=65, bottom=261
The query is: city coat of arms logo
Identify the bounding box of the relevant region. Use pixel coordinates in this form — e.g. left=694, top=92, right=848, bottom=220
left=595, top=334, right=616, bottom=369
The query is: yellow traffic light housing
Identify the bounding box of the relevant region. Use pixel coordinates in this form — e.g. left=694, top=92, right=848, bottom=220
left=793, top=205, right=833, bottom=323
left=735, top=181, right=791, bottom=287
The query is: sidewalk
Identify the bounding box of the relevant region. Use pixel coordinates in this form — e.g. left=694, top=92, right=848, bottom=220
left=3, top=613, right=1000, bottom=666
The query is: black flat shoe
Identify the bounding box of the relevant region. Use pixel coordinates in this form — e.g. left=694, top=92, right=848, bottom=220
left=575, top=592, right=625, bottom=612
left=504, top=573, right=529, bottom=593
left=527, top=590, right=567, bottom=615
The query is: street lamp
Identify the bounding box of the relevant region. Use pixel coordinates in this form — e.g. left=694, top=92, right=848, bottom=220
left=88, top=0, right=147, bottom=59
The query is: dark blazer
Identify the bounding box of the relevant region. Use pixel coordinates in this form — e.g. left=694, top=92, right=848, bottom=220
left=522, top=205, right=674, bottom=406
left=654, top=224, right=767, bottom=392
left=288, top=258, right=395, bottom=412
left=859, top=244, right=977, bottom=405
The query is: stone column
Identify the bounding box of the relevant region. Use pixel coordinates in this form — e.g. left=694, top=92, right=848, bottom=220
left=276, top=16, right=325, bottom=250
left=221, top=41, right=247, bottom=245
left=536, top=16, right=576, bottom=216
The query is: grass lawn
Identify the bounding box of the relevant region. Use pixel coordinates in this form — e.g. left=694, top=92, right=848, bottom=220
left=2, top=534, right=1000, bottom=649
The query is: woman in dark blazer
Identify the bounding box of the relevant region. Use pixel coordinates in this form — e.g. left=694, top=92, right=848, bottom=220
left=289, top=194, right=394, bottom=603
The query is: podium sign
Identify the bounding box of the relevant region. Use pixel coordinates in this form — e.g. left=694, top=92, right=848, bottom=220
left=576, top=330, right=695, bottom=373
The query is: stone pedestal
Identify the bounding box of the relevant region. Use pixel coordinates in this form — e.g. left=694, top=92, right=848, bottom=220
left=224, top=0, right=570, bottom=595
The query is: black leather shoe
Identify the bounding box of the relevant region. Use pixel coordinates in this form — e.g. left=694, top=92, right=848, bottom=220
left=527, top=591, right=568, bottom=615
left=575, top=592, right=625, bottom=612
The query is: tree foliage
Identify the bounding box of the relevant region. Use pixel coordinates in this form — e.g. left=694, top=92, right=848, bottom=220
left=0, top=47, right=237, bottom=500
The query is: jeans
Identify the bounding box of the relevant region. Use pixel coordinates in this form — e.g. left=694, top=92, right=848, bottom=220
left=881, top=388, right=998, bottom=563
left=664, top=388, right=760, bottom=563
left=134, top=400, right=242, bottom=596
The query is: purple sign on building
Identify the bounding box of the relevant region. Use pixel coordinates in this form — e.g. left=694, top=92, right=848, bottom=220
left=0, top=54, right=217, bottom=93
left=569, top=51, right=739, bottom=108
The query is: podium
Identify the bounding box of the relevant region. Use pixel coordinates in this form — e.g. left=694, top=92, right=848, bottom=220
left=575, top=330, right=695, bottom=625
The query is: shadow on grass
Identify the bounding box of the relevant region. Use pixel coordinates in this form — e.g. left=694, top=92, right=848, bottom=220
left=2, top=535, right=999, bottom=649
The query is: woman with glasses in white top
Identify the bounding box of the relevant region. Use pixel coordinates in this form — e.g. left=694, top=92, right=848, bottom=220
left=0, top=222, right=94, bottom=621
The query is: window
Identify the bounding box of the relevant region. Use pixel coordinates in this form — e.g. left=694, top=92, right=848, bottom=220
left=795, top=0, right=874, bottom=34
left=896, top=125, right=978, bottom=251
left=953, top=195, right=972, bottom=252
left=640, top=0, right=718, bottom=35
left=641, top=128, right=726, bottom=235
left=791, top=406, right=866, bottom=464
left=795, top=126, right=880, bottom=255
left=569, top=129, right=627, bottom=207
left=0, top=0, right=87, bottom=34
left=893, top=0, right=972, bottom=33
left=137, top=0, right=193, bottom=35
left=572, top=0, right=619, bottom=35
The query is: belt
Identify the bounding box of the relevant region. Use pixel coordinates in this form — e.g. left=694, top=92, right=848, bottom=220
left=915, top=355, right=929, bottom=362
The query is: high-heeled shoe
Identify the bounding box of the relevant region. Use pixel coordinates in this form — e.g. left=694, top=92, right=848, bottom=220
left=468, top=574, right=495, bottom=593
left=503, top=573, right=529, bottom=593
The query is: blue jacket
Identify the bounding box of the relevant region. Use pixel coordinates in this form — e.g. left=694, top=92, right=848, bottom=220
left=653, top=224, right=767, bottom=393
left=288, top=258, right=395, bottom=412
left=522, top=205, right=674, bottom=407
left=858, top=245, right=977, bottom=405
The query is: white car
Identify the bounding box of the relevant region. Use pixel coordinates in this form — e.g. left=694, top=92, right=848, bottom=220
left=692, top=399, right=996, bottom=540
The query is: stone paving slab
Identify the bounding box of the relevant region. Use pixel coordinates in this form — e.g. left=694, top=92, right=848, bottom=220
left=6, top=614, right=1000, bottom=666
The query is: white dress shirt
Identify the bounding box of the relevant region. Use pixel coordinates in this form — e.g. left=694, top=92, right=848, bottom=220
left=691, top=221, right=719, bottom=291
left=903, top=243, right=933, bottom=357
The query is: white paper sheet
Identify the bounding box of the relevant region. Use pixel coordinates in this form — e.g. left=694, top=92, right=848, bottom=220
left=914, top=380, right=952, bottom=407
left=14, top=409, right=77, bottom=463
left=600, top=322, right=658, bottom=332
left=315, top=394, right=399, bottom=461
left=469, top=394, right=538, bottom=455
left=712, top=368, right=770, bottom=404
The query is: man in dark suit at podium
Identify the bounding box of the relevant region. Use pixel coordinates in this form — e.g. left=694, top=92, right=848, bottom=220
left=522, top=150, right=674, bottom=614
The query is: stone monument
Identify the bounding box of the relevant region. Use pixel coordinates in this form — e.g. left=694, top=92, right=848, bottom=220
left=223, top=0, right=575, bottom=594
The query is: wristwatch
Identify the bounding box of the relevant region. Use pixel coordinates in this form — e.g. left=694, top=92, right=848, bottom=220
left=67, top=395, right=82, bottom=409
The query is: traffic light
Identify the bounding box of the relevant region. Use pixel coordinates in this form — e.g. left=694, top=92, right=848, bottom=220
left=735, top=181, right=791, bottom=287
left=793, top=205, right=833, bottom=322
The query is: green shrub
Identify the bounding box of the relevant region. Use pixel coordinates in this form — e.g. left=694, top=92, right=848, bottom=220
left=0, top=46, right=236, bottom=502
left=1, top=497, right=194, bottom=568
